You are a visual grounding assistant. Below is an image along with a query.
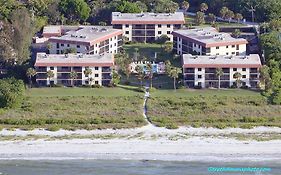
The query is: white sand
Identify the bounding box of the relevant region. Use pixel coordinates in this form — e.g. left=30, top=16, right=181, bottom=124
left=1, top=125, right=281, bottom=161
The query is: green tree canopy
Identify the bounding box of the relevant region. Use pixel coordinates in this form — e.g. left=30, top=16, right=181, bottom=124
left=59, top=0, right=90, bottom=22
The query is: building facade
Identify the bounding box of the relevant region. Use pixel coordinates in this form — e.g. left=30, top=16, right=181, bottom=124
left=46, top=26, right=123, bottom=55
left=182, top=54, right=261, bottom=88
left=173, top=27, right=248, bottom=56
left=112, top=12, right=185, bottom=42
left=35, top=53, right=114, bottom=87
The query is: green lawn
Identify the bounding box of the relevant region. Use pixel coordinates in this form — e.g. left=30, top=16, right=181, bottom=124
left=1, top=87, right=281, bottom=130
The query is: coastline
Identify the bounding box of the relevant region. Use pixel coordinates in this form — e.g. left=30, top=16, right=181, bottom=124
left=1, top=125, right=281, bottom=161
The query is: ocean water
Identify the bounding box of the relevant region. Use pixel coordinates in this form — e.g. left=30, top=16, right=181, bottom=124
left=0, top=160, right=280, bottom=175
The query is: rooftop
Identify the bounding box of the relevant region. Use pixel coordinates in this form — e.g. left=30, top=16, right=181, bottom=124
left=111, top=12, right=185, bottom=24
left=182, top=54, right=261, bottom=68
left=47, top=26, right=122, bottom=46
left=35, top=53, right=114, bottom=67
left=173, top=27, right=248, bottom=47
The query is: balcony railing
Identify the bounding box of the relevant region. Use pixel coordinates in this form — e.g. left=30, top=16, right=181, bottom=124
left=102, top=67, right=111, bottom=72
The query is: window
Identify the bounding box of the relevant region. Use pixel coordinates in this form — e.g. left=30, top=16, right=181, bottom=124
left=216, top=46, right=219, bottom=49
left=236, top=45, right=239, bottom=50
left=61, top=44, right=64, bottom=47
left=77, top=45, right=80, bottom=48
left=110, top=38, right=112, bottom=41
left=158, top=24, right=161, bottom=28
left=198, top=75, right=202, bottom=79
left=110, top=45, right=112, bottom=48
left=95, top=67, right=99, bottom=70
left=95, top=74, right=98, bottom=77
left=67, top=44, right=70, bottom=47
left=125, top=24, right=129, bottom=28
left=231, top=52, right=235, bottom=55
left=56, top=50, right=59, bottom=54
left=226, top=46, right=229, bottom=48
left=226, top=52, right=229, bottom=55
left=198, top=82, right=202, bottom=87
left=114, top=36, right=117, bottom=39
left=236, top=52, right=239, bottom=56
left=114, top=43, right=117, bottom=46
left=242, top=75, right=246, bottom=78
left=50, top=67, right=54, bottom=70
left=95, top=81, right=99, bottom=85
left=233, top=68, right=237, bottom=71
left=167, top=24, right=171, bottom=28
left=216, top=53, right=219, bottom=55
left=232, top=45, right=235, bottom=48
left=198, top=68, right=202, bottom=71
left=96, top=44, right=98, bottom=47
left=125, top=31, right=129, bottom=34
left=56, top=43, right=59, bottom=48
left=158, top=31, right=162, bottom=35
left=242, top=68, right=246, bottom=71
left=167, top=31, right=171, bottom=34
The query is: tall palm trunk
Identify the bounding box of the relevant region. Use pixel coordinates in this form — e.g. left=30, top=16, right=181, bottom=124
left=173, top=77, right=176, bottom=90
left=150, top=77, right=152, bottom=88
left=218, top=76, right=221, bottom=89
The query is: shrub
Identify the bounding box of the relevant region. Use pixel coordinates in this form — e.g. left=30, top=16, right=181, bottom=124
left=272, top=88, right=281, bottom=105
left=46, top=125, right=61, bottom=131
left=51, top=84, right=64, bottom=88
left=92, top=84, right=102, bottom=88
left=149, top=87, right=157, bottom=92
left=81, top=84, right=92, bottom=88
left=0, top=78, right=25, bottom=108
left=166, top=123, right=179, bottom=129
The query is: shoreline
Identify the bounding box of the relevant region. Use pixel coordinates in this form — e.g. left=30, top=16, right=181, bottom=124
left=0, top=125, right=281, bottom=161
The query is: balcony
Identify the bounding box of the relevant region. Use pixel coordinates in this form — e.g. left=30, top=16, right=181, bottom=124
left=102, top=67, right=111, bottom=72
left=57, top=67, right=71, bottom=72
left=36, top=67, right=47, bottom=72
left=36, top=73, right=47, bottom=79
left=102, top=73, right=112, bottom=80
left=184, top=68, right=195, bottom=73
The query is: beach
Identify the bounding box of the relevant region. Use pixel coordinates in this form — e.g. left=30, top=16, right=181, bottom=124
left=0, top=125, right=281, bottom=161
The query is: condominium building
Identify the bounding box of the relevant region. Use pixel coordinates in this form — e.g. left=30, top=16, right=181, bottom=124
left=35, top=53, right=114, bottom=87
left=182, top=54, right=261, bottom=88
left=46, top=26, right=123, bottom=54
left=112, top=12, right=185, bottom=42
left=173, top=27, right=248, bottom=56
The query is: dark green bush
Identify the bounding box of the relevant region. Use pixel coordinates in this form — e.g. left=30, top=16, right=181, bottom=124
left=0, top=78, right=25, bottom=108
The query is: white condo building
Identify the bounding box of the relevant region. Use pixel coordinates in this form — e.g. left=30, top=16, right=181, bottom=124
left=111, top=12, right=185, bottom=42
left=182, top=54, right=261, bottom=88
left=43, top=26, right=123, bottom=55
left=173, top=27, right=248, bottom=56
left=35, top=53, right=114, bottom=87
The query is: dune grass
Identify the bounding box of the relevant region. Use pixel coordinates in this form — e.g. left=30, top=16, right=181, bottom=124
left=0, top=87, right=280, bottom=130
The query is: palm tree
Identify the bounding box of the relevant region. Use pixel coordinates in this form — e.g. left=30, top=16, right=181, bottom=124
left=46, top=70, right=54, bottom=87
left=69, top=71, right=78, bottom=87
left=83, top=67, right=92, bottom=85
left=165, top=60, right=172, bottom=74
left=233, top=72, right=242, bottom=88
left=169, top=67, right=182, bottom=90
left=225, top=10, right=234, bottom=23
left=146, top=63, right=153, bottom=88
left=200, top=3, right=208, bottom=13
left=232, top=29, right=241, bottom=38
left=235, top=13, right=243, bottom=23
left=26, top=68, right=37, bottom=88
left=220, top=7, right=229, bottom=19
left=181, top=1, right=189, bottom=12
left=207, top=13, right=216, bottom=24
left=195, top=11, right=205, bottom=25
left=135, top=65, right=145, bottom=87
left=164, top=41, right=173, bottom=53
left=215, top=68, right=224, bottom=89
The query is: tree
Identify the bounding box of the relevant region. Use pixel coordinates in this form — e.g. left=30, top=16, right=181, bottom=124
left=146, top=63, right=154, bottom=88
left=156, top=34, right=170, bottom=46
left=233, top=72, right=242, bottom=88
left=164, top=41, right=173, bottom=53
left=165, top=60, right=172, bottom=74
left=135, top=65, right=145, bottom=87
left=207, top=13, right=216, bottom=24
left=195, top=11, right=205, bottom=25
left=269, top=19, right=281, bottom=31
left=220, top=6, right=229, bottom=19
left=215, top=68, right=223, bottom=89
left=0, top=78, right=25, bottom=108
left=181, top=1, right=189, bottom=12
left=46, top=70, right=54, bottom=87
left=59, top=0, right=91, bottom=22
left=259, top=65, right=272, bottom=91
left=168, top=66, right=182, bottom=90
left=200, top=3, right=208, bottom=13
left=235, top=13, right=243, bottom=23
left=225, top=9, right=234, bottom=23
left=26, top=68, right=37, bottom=88
left=272, top=88, right=281, bottom=105
left=154, top=0, right=179, bottom=13
left=135, top=1, right=148, bottom=12
left=98, top=21, right=107, bottom=26
left=232, top=29, right=241, bottom=38
left=111, top=69, right=120, bottom=86
left=115, top=1, right=142, bottom=13
left=133, top=48, right=140, bottom=61
left=69, top=71, right=78, bottom=87
left=83, top=67, right=92, bottom=85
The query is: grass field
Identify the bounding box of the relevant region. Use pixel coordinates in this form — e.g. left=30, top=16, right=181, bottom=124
left=1, top=87, right=281, bottom=130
